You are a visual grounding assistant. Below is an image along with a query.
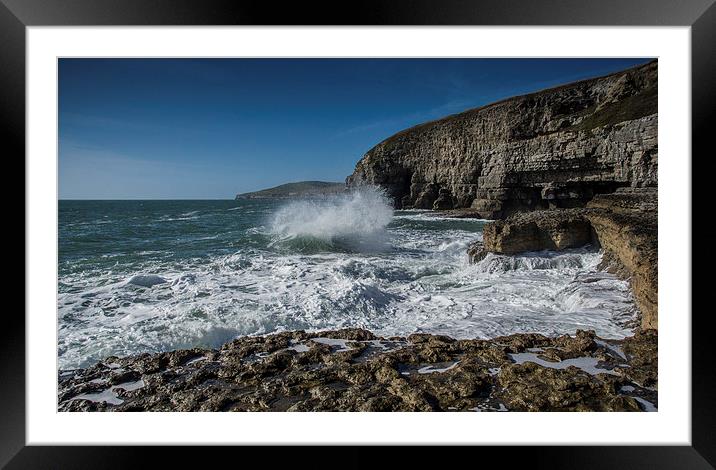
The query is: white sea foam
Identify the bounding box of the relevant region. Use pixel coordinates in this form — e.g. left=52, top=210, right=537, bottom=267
left=394, top=211, right=491, bottom=223
left=57, top=201, right=638, bottom=369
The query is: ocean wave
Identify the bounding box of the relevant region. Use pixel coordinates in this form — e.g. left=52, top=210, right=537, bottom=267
left=393, top=212, right=490, bottom=223
left=472, top=248, right=597, bottom=274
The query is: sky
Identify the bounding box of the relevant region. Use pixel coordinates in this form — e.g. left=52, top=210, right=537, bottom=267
left=59, top=58, right=652, bottom=199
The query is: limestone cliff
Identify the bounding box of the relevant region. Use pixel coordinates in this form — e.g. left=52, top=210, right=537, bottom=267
left=347, top=60, right=657, bottom=218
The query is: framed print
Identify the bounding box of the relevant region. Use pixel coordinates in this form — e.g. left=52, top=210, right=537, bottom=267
left=5, top=0, right=713, bottom=466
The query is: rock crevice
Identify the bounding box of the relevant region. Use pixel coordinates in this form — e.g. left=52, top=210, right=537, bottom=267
left=469, top=188, right=657, bottom=330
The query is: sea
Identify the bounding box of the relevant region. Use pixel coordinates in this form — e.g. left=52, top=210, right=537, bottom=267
left=58, top=188, right=637, bottom=369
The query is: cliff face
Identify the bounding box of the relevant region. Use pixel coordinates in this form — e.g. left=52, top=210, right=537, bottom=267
left=347, top=61, right=657, bottom=218
left=586, top=190, right=658, bottom=330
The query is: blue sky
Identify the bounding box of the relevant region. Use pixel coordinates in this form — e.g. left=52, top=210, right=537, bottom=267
left=59, top=58, right=651, bottom=199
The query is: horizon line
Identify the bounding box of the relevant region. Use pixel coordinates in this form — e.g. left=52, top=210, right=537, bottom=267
left=59, top=198, right=238, bottom=201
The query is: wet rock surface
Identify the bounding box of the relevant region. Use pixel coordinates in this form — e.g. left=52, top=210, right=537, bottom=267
left=58, top=328, right=657, bottom=412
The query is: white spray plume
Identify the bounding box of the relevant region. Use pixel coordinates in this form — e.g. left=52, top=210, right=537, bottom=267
left=269, top=186, right=393, bottom=244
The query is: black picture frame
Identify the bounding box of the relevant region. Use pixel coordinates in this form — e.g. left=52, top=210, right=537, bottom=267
left=3, top=0, right=712, bottom=467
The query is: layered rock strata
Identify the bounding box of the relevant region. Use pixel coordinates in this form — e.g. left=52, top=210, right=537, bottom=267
left=347, top=60, right=657, bottom=217
left=58, top=328, right=657, bottom=412
left=469, top=188, right=657, bottom=329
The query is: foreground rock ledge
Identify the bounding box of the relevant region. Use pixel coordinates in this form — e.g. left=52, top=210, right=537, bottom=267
left=59, top=328, right=657, bottom=412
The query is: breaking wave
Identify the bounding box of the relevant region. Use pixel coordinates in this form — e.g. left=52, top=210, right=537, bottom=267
left=268, top=186, right=394, bottom=252
left=472, top=248, right=597, bottom=274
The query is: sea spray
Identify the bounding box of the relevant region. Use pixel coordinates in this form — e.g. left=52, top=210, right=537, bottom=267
left=268, top=186, right=394, bottom=252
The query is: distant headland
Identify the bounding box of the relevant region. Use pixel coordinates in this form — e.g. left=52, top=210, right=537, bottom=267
left=235, top=181, right=346, bottom=200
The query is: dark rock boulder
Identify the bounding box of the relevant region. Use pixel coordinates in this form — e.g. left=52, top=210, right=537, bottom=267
left=480, top=208, right=596, bottom=255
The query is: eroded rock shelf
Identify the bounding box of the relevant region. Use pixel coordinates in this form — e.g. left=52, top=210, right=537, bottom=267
left=58, top=328, right=657, bottom=412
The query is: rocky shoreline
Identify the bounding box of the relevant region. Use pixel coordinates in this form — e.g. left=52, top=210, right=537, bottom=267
left=59, top=327, right=656, bottom=412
